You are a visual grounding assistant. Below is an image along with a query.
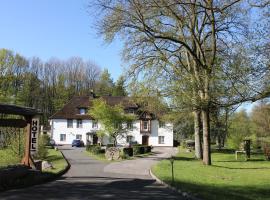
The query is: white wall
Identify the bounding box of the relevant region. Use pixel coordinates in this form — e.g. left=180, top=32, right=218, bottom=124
left=51, top=119, right=99, bottom=145
left=51, top=119, right=173, bottom=146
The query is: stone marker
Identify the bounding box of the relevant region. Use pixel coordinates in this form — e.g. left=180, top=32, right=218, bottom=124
left=105, top=147, right=120, bottom=160
left=42, top=161, right=53, bottom=170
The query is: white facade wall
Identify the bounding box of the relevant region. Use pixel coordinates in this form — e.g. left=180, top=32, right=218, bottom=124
left=51, top=119, right=173, bottom=146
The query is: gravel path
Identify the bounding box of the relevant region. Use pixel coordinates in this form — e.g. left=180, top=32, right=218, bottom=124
left=0, top=146, right=184, bottom=200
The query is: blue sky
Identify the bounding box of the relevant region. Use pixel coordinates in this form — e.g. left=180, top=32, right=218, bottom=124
left=0, top=0, right=123, bottom=81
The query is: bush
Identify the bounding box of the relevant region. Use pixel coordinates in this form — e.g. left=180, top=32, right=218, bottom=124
left=133, top=146, right=145, bottom=155
left=35, top=134, right=49, bottom=159
left=106, top=144, right=114, bottom=148
left=144, top=146, right=152, bottom=153
left=263, top=143, right=270, bottom=161
left=86, top=145, right=105, bottom=154
left=123, top=147, right=133, bottom=157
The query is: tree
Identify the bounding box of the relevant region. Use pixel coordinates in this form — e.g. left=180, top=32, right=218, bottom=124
left=91, top=0, right=269, bottom=165
left=227, top=110, right=252, bottom=149
left=89, top=98, right=135, bottom=146
left=112, top=76, right=127, bottom=96
left=251, top=101, right=270, bottom=138
left=96, top=69, right=114, bottom=96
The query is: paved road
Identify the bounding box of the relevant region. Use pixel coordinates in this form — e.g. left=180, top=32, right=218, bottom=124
left=0, top=146, right=185, bottom=200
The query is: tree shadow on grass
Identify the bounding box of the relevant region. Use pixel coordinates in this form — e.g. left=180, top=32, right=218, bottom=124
left=211, top=164, right=270, bottom=170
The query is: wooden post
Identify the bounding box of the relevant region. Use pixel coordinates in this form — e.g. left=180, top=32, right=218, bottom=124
left=21, top=116, right=35, bottom=168
left=21, top=118, right=31, bottom=166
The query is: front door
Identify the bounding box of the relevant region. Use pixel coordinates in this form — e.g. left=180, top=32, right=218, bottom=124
left=93, top=134, right=98, bottom=145
left=142, top=135, right=149, bottom=146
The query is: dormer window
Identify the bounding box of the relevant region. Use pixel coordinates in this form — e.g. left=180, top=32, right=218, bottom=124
left=79, top=108, right=86, bottom=115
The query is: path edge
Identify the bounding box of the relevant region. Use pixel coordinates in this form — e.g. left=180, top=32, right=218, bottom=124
left=149, top=168, right=202, bottom=200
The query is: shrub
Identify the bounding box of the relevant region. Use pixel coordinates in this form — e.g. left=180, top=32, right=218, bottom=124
left=133, top=146, right=145, bottom=155
left=263, top=143, right=270, bottom=161
left=144, top=146, right=152, bottom=153
left=123, top=147, right=133, bottom=157
left=86, top=145, right=105, bottom=154
left=35, top=134, right=49, bottom=159
left=106, top=143, right=114, bottom=148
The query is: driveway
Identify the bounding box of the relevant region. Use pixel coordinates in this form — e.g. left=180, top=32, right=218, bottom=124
left=0, top=146, right=185, bottom=200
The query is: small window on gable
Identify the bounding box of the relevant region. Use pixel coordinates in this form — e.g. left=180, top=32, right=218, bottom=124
left=79, top=108, right=86, bottom=115
left=143, top=121, right=148, bottom=130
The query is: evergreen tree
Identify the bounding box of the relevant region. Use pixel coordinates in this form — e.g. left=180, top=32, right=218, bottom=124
left=112, top=76, right=127, bottom=96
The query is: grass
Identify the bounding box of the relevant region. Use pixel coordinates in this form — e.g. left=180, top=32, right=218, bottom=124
left=152, top=147, right=270, bottom=200
left=43, top=148, right=69, bottom=174
left=0, top=148, right=22, bottom=168
left=85, top=151, right=110, bottom=162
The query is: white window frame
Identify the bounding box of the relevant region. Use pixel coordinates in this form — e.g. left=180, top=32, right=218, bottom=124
left=159, top=121, right=165, bottom=128
left=67, top=119, right=73, bottom=128
left=77, top=119, right=83, bottom=128
left=60, top=134, right=66, bottom=142
left=92, top=120, right=98, bottom=128
left=76, top=134, right=82, bottom=140
left=158, top=136, right=165, bottom=144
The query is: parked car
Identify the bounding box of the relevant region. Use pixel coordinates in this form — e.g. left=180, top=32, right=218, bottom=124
left=72, top=139, right=84, bottom=147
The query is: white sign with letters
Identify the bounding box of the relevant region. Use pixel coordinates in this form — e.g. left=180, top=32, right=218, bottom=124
left=30, top=118, right=39, bottom=155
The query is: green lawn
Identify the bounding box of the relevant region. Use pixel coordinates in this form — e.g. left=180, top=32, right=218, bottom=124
left=152, top=148, right=270, bottom=200
left=43, top=148, right=69, bottom=174
left=0, top=148, right=21, bottom=168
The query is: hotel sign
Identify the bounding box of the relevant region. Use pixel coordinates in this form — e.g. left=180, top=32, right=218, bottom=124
left=30, top=118, right=39, bottom=155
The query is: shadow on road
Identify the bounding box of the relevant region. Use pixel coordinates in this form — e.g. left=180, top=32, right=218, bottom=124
left=0, top=177, right=182, bottom=200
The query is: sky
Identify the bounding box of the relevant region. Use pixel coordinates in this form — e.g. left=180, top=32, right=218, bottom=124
left=0, top=0, right=123, bottom=81
left=0, top=0, right=258, bottom=112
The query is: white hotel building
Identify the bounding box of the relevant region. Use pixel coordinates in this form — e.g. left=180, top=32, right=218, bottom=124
left=50, top=96, right=173, bottom=146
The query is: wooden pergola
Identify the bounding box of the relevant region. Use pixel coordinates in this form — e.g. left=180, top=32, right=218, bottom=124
left=0, top=103, right=42, bottom=168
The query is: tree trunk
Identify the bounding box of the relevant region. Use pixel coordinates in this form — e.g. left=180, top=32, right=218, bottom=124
left=202, top=108, right=211, bottom=165
left=194, top=110, right=203, bottom=159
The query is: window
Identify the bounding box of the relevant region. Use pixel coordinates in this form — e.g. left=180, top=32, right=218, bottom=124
left=114, top=123, right=122, bottom=129
left=159, top=121, right=165, bottom=128
left=67, top=119, right=73, bottom=128
left=60, top=134, right=66, bottom=142
left=77, top=119, right=83, bottom=128
left=127, top=122, right=133, bottom=130
left=127, top=109, right=135, bottom=114
left=79, top=108, right=86, bottom=115
left=76, top=134, right=82, bottom=140
left=143, top=121, right=148, bottom=130
left=126, top=136, right=133, bottom=143
left=92, top=120, right=98, bottom=128
left=158, top=136, right=165, bottom=144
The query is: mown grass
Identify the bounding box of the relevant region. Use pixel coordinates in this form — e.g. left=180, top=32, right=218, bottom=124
left=43, top=148, right=68, bottom=174
left=152, top=148, right=270, bottom=200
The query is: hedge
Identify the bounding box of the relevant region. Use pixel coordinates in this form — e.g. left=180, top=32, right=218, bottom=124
left=86, top=145, right=105, bottom=154
left=122, top=147, right=133, bottom=157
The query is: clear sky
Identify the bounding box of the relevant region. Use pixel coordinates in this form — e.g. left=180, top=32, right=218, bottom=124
left=0, top=0, right=123, bottom=81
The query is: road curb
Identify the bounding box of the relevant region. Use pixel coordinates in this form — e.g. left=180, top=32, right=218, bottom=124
left=149, top=168, right=202, bottom=200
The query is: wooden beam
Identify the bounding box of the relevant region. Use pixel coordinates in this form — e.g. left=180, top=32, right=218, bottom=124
left=0, top=119, right=27, bottom=128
